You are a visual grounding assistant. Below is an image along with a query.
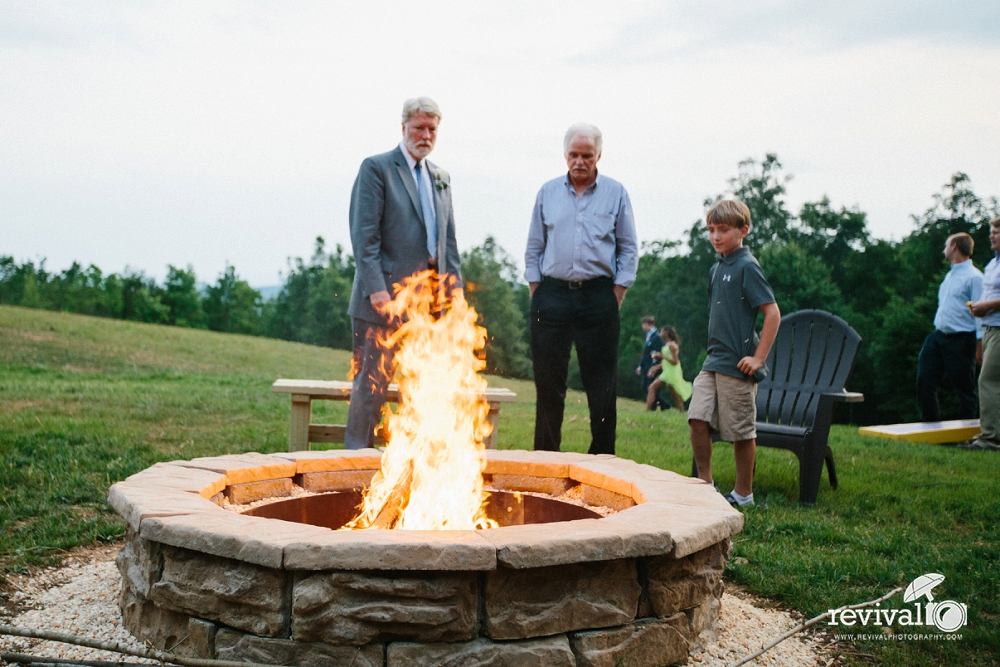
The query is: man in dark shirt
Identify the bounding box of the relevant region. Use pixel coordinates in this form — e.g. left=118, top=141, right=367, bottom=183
left=688, top=200, right=780, bottom=507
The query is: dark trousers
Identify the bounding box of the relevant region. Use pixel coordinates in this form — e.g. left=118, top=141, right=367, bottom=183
left=916, top=330, right=978, bottom=422
left=530, top=277, right=620, bottom=455
left=345, top=318, right=396, bottom=449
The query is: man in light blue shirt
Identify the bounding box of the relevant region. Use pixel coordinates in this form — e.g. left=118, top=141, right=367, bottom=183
left=523, top=123, right=638, bottom=455
left=962, top=218, right=1000, bottom=450
left=916, top=233, right=983, bottom=422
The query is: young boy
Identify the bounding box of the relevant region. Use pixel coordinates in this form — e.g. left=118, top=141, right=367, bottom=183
left=689, top=200, right=780, bottom=507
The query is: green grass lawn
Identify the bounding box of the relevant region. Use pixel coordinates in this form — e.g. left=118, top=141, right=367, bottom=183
left=1, top=304, right=998, bottom=666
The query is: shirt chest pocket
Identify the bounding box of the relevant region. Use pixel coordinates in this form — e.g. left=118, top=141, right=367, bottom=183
left=594, top=213, right=615, bottom=240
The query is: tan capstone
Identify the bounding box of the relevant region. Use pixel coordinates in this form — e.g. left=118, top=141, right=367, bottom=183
left=477, top=519, right=626, bottom=569
left=140, top=511, right=332, bottom=569
left=271, top=449, right=383, bottom=473
left=483, top=449, right=590, bottom=478
left=122, top=462, right=227, bottom=499
left=175, top=452, right=296, bottom=485
left=283, top=528, right=497, bottom=571
left=108, top=482, right=222, bottom=531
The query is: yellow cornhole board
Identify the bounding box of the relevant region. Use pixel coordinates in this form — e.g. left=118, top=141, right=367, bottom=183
left=858, top=420, right=981, bottom=444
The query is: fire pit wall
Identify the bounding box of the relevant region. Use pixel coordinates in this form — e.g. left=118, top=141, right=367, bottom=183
left=109, top=450, right=744, bottom=667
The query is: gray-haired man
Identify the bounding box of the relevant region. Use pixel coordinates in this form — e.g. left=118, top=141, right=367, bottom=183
left=524, top=123, right=639, bottom=455
left=345, top=97, right=462, bottom=449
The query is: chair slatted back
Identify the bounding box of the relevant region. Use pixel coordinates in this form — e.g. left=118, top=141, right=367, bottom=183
left=757, top=310, right=862, bottom=428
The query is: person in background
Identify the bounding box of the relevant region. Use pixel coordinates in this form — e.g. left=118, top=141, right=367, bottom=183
left=961, top=218, right=1000, bottom=450
left=916, top=232, right=983, bottom=423
left=637, top=315, right=665, bottom=407
left=646, top=326, right=692, bottom=412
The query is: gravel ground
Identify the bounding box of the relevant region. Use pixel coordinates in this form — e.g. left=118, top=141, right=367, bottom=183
left=0, top=544, right=838, bottom=667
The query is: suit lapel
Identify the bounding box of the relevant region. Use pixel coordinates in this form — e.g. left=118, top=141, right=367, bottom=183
left=393, top=148, right=424, bottom=222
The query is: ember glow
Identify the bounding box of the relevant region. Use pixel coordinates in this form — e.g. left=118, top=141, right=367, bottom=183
left=347, top=270, right=497, bottom=530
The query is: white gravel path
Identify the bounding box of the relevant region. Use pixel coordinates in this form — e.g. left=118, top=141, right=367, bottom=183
left=0, top=545, right=837, bottom=666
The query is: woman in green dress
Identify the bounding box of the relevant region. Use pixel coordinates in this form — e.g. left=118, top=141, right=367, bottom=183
left=646, top=326, right=693, bottom=412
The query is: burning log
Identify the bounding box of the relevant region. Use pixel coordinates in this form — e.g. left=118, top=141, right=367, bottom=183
left=368, top=461, right=414, bottom=530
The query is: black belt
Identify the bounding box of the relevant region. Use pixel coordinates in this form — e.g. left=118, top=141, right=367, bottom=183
left=542, top=276, right=613, bottom=290
left=936, top=330, right=975, bottom=338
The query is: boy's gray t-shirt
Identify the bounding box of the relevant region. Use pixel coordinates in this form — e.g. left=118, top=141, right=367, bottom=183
left=702, top=247, right=776, bottom=380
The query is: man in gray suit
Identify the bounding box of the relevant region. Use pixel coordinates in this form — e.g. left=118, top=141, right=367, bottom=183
left=345, top=97, right=462, bottom=449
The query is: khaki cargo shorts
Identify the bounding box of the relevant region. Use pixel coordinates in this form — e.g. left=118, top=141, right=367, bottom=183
left=688, top=370, right=758, bottom=442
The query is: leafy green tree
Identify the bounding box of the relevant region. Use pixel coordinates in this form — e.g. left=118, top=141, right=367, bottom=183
left=120, top=270, right=168, bottom=324
left=757, top=243, right=847, bottom=317
left=162, top=265, right=205, bottom=328
left=898, top=172, right=1000, bottom=299
left=203, top=265, right=261, bottom=335
left=263, top=237, right=353, bottom=350
left=716, top=153, right=797, bottom=252
left=461, top=237, right=531, bottom=378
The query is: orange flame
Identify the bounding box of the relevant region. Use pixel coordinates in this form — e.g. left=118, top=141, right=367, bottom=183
left=347, top=270, right=497, bottom=530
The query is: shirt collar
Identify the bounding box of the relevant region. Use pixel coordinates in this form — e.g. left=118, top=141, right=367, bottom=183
left=719, top=247, right=750, bottom=265
left=562, top=171, right=601, bottom=194
left=950, top=258, right=973, bottom=271
left=399, top=141, right=421, bottom=171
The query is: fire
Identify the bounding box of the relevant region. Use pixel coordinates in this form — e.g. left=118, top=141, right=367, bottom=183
left=346, top=270, right=497, bottom=530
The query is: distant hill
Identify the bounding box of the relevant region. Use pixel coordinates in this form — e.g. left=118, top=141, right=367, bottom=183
left=255, top=285, right=282, bottom=300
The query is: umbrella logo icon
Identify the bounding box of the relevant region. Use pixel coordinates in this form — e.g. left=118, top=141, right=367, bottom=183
left=903, top=573, right=945, bottom=602
left=904, top=573, right=968, bottom=633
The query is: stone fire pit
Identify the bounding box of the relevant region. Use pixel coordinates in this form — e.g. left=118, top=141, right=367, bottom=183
left=109, top=449, right=743, bottom=667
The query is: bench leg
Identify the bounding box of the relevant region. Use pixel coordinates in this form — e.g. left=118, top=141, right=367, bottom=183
left=485, top=407, right=500, bottom=450
left=290, top=394, right=312, bottom=452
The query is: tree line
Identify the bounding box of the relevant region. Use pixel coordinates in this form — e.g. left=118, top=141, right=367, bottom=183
left=3, top=154, right=996, bottom=425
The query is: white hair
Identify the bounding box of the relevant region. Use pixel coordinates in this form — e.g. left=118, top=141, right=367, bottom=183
left=563, top=123, right=603, bottom=156
left=402, top=97, right=442, bottom=123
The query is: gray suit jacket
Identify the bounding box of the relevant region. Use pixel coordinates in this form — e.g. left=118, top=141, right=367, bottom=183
left=347, top=146, right=462, bottom=325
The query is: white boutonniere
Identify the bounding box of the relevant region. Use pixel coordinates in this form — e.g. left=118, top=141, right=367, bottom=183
left=433, top=168, right=449, bottom=191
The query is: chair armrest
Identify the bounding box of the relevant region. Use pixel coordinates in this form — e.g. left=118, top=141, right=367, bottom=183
left=821, top=390, right=864, bottom=403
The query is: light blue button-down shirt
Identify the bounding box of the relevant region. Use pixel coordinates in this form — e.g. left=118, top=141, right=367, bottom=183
left=934, top=258, right=983, bottom=337
left=982, top=254, right=1000, bottom=327
left=523, top=173, right=638, bottom=287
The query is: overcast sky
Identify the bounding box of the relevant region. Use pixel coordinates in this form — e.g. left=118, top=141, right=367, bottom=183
left=2, top=1, right=999, bottom=287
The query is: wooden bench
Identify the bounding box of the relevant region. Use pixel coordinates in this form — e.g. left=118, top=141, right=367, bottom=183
left=272, top=379, right=518, bottom=451
left=696, top=309, right=865, bottom=505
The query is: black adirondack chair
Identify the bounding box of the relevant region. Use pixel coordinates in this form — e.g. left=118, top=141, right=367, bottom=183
left=695, top=309, right=864, bottom=505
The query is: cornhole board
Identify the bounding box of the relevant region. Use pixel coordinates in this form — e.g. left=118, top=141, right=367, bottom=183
left=858, top=420, right=981, bottom=444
